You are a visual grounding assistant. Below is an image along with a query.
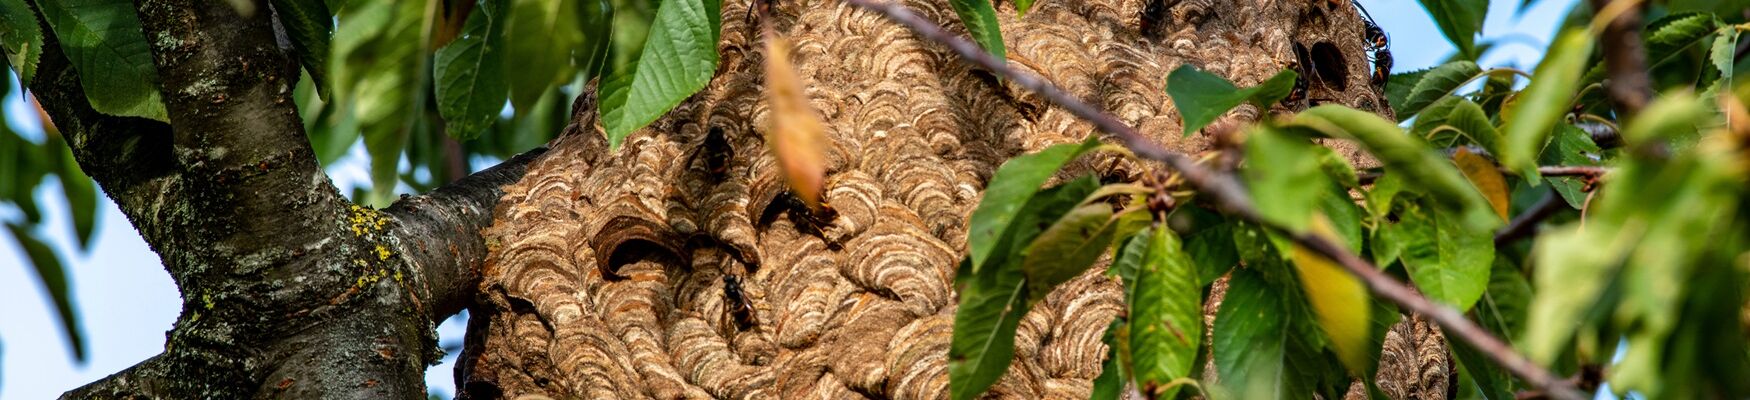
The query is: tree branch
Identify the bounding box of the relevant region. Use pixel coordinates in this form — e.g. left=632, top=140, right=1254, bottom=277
left=386, top=146, right=549, bottom=320
left=130, top=0, right=347, bottom=272
left=1357, top=165, right=1610, bottom=186
left=1495, top=189, right=1568, bottom=246
left=30, top=0, right=547, bottom=397
left=1588, top=0, right=1654, bottom=119
left=1535, top=166, right=1609, bottom=178
left=839, top=1, right=1583, bottom=398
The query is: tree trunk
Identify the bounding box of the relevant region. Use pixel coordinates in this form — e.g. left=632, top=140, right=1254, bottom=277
left=460, top=0, right=1424, bottom=398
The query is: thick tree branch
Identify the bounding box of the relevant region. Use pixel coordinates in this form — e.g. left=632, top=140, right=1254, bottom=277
left=840, top=1, right=1583, bottom=398
left=131, top=0, right=346, bottom=271
left=386, top=147, right=549, bottom=320
left=27, top=0, right=545, bottom=397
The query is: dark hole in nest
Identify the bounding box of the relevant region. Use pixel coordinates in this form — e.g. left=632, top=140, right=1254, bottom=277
left=1308, top=42, right=1349, bottom=92
left=604, top=239, right=686, bottom=278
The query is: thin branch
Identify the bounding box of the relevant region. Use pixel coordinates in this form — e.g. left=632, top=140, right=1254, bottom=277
left=1536, top=166, right=1609, bottom=177
left=1495, top=189, right=1568, bottom=246
left=837, top=0, right=1254, bottom=218
left=839, top=1, right=1583, bottom=398
left=1356, top=165, right=1611, bottom=186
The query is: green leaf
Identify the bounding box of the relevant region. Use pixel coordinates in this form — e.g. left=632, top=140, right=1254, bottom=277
left=1089, top=318, right=1127, bottom=400
left=598, top=0, right=721, bottom=148
left=1713, top=26, right=1739, bottom=81
left=1212, top=268, right=1287, bottom=398
left=605, top=0, right=656, bottom=75
left=1013, top=0, right=1036, bottom=17
left=1412, top=96, right=1501, bottom=153
left=968, top=136, right=1100, bottom=273
left=331, top=0, right=421, bottom=202
left=1112, top=230, right=1148, bottom=304
left=1313, top=145, right=1360, bottom=189
left=1129, top=226, right=1203, bottom=399
left=435, top=0, right=509, bottom=140
left=951, top=177, right=1098, bottom=400
left=52, top=140, right=98, bottom=250
left=1385, top=68, right=1431, bottom=120
left=35, top=0, right=167, bottom=121
left=1395, top=197, right=1493, bottom=311
left=1454, top=260, right=1525, bottom=397
left=1537, top=124, right=1600, bottom=209
left=1021, top=202, right=1120, bottom=301
left=949, top=252, right=1029, bottom=400
left=362, top=123, right=407, bottom=206
left=298, top=68, right=356, bottom=165
left=947, top=0, right=1004, bottom=60
left=1416, top=0, right=1486, bottom=58
left=1364, top=171, right=1403, bottom=222
left=1369, top=210, right=1405, bottom=268
left=0, top=0, right=43, bottom=85
left=1501, top=29, right=1592, bottom=182
left=1522, top=224, right=1627, bottom=365
left=1601, top=125, right=1740, bottom=396
left=1643, top=12, right=1717, bottom=70
left=1316, top=181, right=1364, bottom=254
left=1177, top=206, right=1237, bottom=286
left=1619, top=90, right=1710, bottom=146
left=1451, top=334, right=1516, bottom=400
left=5, top=223, right=84, bottom=362
left=505, top=0, right=583, bottom=111
left=270, top=0, right=333, bottom=100
left=1242, top=126, right=1327, bottom=232
left=1396, top=61, right=1483, bottom=119
left=1167, top=65, right=1297, bottom=137
left=575, top=0, right=614, bottom=80
left=1476, top=257, right=1532, bottom=346
left=1292, top=106, right=1499, bottom=232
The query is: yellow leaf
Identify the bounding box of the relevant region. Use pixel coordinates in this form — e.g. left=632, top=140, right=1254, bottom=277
left=1290, top=214, right=1371, bottom=373
left=1454, top=148, right=1509, bottom=221
left=761, top=30, right=828, bottom=209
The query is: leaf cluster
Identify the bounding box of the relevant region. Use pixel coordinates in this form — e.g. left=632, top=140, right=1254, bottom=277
left=946, top=2, right=1750, bottom=399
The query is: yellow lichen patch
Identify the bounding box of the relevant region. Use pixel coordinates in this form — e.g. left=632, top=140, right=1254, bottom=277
left=375, top=244, right=393, bottom=261
left=348, top=204, right=392, bottom=237
left=353, top=259, right=368, bottom=268
left=355, top=268, right=391, bottom=288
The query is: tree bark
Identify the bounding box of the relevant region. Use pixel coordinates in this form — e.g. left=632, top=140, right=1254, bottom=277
left=29, top=1, right=538, bottom=398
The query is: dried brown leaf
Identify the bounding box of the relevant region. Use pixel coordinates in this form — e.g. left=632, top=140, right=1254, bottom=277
left=1453, top=147, right=1508, bottom=221
left=761, top=30, right=828, bottom=209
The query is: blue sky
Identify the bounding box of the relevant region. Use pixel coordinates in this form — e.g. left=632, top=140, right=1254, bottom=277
left=0, top=1, right=1580, bottom=398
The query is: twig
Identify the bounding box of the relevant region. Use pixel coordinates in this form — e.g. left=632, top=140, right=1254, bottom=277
left=839, top=1, right=1585, bottom=399
left=1535, top=166, right=1609, bottom=177
left=1356, top=165, right=1610, bottom=186
left=1495, top=189, right=1568, bottom=246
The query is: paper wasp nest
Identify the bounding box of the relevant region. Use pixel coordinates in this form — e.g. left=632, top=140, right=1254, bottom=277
left=460, top=0, right=1442, bottom=398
